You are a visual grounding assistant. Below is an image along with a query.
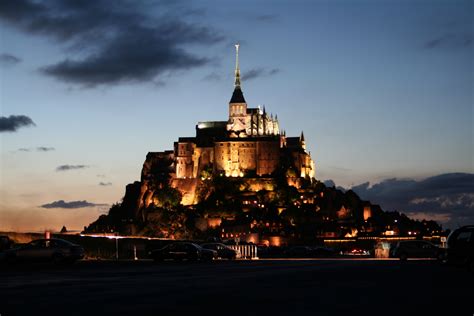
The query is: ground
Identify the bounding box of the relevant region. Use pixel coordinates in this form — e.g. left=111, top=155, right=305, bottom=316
left=1, top=259, right=472, bottom=316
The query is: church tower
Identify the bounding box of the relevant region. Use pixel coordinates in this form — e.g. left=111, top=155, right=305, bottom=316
left=227, top=44, right=247, bottom=137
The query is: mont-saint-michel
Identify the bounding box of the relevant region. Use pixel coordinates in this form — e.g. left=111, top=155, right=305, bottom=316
left=85, top=45, right=441, bottom=244
left=2, top=2, right=472, bottom=315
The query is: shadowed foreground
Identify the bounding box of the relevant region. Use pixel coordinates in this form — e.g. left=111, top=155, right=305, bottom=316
left=1, top=260, right=472, bottom=316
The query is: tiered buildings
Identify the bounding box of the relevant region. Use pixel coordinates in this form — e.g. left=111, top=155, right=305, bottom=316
left=146, top=45, right=315, bottom=204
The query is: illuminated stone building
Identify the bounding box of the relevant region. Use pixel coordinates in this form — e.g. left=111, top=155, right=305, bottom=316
left=148, top=45, right=315, bottom=204
left=85, top=46, right=444, bottom=241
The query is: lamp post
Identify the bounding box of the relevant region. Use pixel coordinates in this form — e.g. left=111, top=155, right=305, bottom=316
left=115, top=232, right=119, bottom=261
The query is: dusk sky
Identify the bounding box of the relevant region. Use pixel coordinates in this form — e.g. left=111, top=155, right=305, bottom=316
left=1, top=0, right=472, bottom=232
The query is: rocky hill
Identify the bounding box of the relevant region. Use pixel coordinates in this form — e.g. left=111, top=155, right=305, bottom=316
left=84, top=152, right=441, bottom=243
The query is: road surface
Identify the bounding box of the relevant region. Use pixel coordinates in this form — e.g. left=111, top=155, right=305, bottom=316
left=1, top=259, right=472, bottom=316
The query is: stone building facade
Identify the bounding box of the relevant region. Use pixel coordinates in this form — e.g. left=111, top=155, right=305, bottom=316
left=147, top=45, right=315, bottom=204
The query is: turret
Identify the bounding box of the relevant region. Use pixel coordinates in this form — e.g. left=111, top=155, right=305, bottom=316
left=300, top=131, right=306, bottom=150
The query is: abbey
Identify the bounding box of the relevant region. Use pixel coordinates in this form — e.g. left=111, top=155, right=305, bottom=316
left=146, top=45, right=315, bottom=204
left=85, top=46, right=443, bottom=241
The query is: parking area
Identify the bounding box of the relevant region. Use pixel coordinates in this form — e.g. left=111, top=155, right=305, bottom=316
left=1, top=259, right=472, bottom=316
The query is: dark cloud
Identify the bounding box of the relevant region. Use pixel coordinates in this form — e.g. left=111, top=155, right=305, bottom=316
left=18, top=146, right=55, bottom=152
left=0, top=53, right=21, bottom=66
left=323, top=179, right=346, bottom=192
left=202, top=72, right=222, bottom=81
left=40, top=200, right=107, bottom=209
left=323, top=180, right=336, bottom=187
left=203, top=66, right=279, bottom=82
left=242, top=68, right=280, bottom=81
left=56, top=164, right=89, bottom=172
left=351, top=173, right=474, bottom=229
left=0, top=0, right=223, bottom=87
left=36, top=146, right=55, bottom=152
left=424, top=33, right=473, bottom=49
left=99, top=182, right=112, bottom=186
left=0, top=115, right=36, bottom=132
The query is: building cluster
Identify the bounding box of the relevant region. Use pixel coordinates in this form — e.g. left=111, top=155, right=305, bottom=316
left=85, top=45, right=444, bottom=246
left=146, top=44, right=315, bottom=204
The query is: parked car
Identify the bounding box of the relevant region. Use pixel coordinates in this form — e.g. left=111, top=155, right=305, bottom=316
left=312, top=247, right=336, bottom=257
left=390, top=240, right=442, bottom=261
left=284, top=246, right=336, bottom=258
left=446, top=225, right=474, bottom=271
left=201, top=243, right=240, bottom=260
left=342, top=248, right=370, bottom=256
left=4, top=238, right=84, bottom=264
left=284, top=246, right=314, bottom=258
left=149, top=242, right=217, bottom=262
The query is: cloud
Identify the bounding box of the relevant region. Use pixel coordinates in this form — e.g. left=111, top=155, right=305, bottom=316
left=0, top=0, right=223, bottom=87
left=202, top=72, right=222, bottom=81
left=40, top=200, right=108, bottom=209
left=0, top=115, right=36, bottom=132
left=424, top=33, right=473, bottom=49
left=56, top=164, right=89, bottom=172
left=0, top=53, right=21, bottom=66
left=99, top=182, right=112, bottom=186
left=242, top=68, right=280, bottom=81
left=204, top=66, right=281, bottom=83
left=323, top=179, right=346, bottom=192
left=36, top=146, right=55, bottom=152
left=410, top=194, right=474, bottom=209
left=350, top=173, right=474, bottom=229
left=407, top=212, right=452, bottom=224
left=323, top=180, right=336, bottom=187
left=17, top=146, right=55, bottom=152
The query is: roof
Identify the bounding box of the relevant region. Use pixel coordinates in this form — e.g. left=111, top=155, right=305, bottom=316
left=196, top=121, right=227, bottom=129
left=286, top=137, right=301, bottom=147
left=230, top=86, right=246, bottom=103
left=178, top=137, right=196, bottom=143
left=195, top=121, right=228, bottom=147
left=215, top=135, right=280, bottom=143
left=246, top=108, right=259, bottom=114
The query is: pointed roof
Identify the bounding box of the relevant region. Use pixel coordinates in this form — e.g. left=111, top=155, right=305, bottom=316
left=229, top=43, right=246, bottom=104
left=300, top=131, right=305, bottom=142
left=230, top=86, right=246, bottom=103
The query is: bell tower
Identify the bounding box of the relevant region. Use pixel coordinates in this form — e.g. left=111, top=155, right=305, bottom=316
left=227, top=43, right=247, bottom=136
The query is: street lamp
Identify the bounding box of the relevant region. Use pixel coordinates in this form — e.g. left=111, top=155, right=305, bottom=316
left=115, top=232, right=119, bottom=260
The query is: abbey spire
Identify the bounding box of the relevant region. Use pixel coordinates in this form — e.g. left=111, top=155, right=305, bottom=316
left=230, top=43, right=246, bottom=104
left=227, top=44, right=281, bottom=138
left=234, top=43, right=241, bottom=87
